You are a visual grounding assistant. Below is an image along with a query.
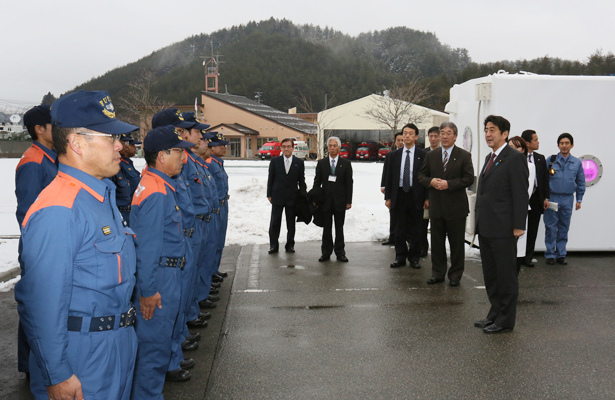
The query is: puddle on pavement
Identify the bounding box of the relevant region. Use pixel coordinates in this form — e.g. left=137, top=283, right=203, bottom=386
left=278, top=265, right=306, bottom=270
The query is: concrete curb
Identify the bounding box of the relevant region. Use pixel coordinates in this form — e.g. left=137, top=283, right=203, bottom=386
left=0, top=267, right=21, bottom=283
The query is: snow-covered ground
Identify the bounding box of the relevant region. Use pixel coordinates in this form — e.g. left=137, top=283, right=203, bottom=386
left=0, top=158, right=391, bottom=280
left=0, top=157, right=481, bottom=284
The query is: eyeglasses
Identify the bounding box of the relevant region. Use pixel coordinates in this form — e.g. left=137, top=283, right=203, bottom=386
left=77, top=132, right=121, bottom=143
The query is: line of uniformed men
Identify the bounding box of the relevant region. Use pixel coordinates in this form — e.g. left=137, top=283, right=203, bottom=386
left=14, top=92, right=230, bottom=400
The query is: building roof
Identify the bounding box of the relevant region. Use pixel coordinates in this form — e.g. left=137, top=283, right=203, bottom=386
left=208, top=123, right=259, bottom=135
left=202, top=92, right=317, bottom=134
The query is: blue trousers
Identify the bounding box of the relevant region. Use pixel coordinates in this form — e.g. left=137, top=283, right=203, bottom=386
left=197, top=215, right=218, bottom=303
left=214, top=201, right=229, bottom=273
left=132, top=266, right=183, bottom=399
left=169, top=238, right=194, bottom=372
left=544, top=193, right=574, bottom=259
left=29, top=328, right=137, bottom=399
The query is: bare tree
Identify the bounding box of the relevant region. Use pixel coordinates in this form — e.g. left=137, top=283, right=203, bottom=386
left=119, top=69, right=174, bottom=138
left=296, top=92, right=347, bottom=159
left=361, top=78, right=431, bottom=140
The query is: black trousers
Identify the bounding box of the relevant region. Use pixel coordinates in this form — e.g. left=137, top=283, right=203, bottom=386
left=479, top=235, right=519, bottom=329
left=430, top=217, right=466, bottom=281
left=322, top=208, right=346, bottom=257
left=269, top=203, right=296, bottom=250
left=388, top=209, right=396, bottom=242
left=393, top=190, right=422, bottom=263
left=524, top=203, right=543, bottom=264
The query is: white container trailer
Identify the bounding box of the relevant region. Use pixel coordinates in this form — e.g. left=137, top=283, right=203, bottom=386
left=446, top=71, right=613, bottom=251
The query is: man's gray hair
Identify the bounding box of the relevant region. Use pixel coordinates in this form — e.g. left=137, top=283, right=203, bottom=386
left=439, top=121, right=458, bottom=136
left=327, top=136, right=341, bottom=147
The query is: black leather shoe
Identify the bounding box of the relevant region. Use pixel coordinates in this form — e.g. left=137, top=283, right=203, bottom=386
left=556, top=257, right=567, bottom=265
left=165, top=368, right=191, bottom=382
left=381, top=239, right=393, bottom=246
left=199, top=312, right=211, bottom=320
left=426, top=277, right=444, bottom=284
left=521, top=260, right=535, bottom=268
left=337, top=255, right=349, bottom=262
left=180, top=358, right=195, bottom=370
left=286, top=247, right=295, bottom=253
left=186, top=318, right=208, bottom=329
left=483, top=324, right=513, bottom=334
left=449, top=280, right=460, bottom=287
left=199, top=299, right=217, bottom=309
left=390, top=260, right=406, bottom=268
left=211, top=281, right=221, bottom=289
left=186, top=332, right=201, bottom=342
left=181, top=340, right=199, bottom=351
left=410, top=261, right=421, bottom=269
left=217, top=271, right=229, bottom=278
left=212, top=274, right=223, bottom=283
left=474, top=319, right=493, bottom=328
left=208, top=295, right=220, bottom=302
left=209, top=288, right=219, bottom=295
left=420, top=250, right=428, bottom=258
left=268, top=247, right=278, bottom=254
left=318, top=255, right=330, bottom=262
left=546, top=258, right=555, bottom=265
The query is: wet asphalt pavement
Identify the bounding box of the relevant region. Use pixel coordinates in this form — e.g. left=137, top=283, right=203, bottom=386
left=2, top=242, right=615, bottom=400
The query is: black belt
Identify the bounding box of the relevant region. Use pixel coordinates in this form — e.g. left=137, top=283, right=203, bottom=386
left=219, top=199, right=226, bottom=206
left=67, top=306, right=135, bottom=332
left=205, top=215, right=211, bottom=222
left=118, top=205, right=131, bottom=212
left=183, top=228, right=194, bottom=238
left=224, top=195, right=230, bottom=200
left=195, top=214, right=206, bottom=221
left=160, top=256, right=186, bottom=269
left=212, top=208, right=220, bottom=214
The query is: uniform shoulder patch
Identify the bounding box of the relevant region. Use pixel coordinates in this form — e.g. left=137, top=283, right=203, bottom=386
left=16, top=146, right=45, bottom=170
left=22, top=172, right=83, bottom=228
left=131, top=173, right=168, bottom=207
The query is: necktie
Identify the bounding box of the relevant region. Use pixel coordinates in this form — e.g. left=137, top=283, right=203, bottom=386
left=285, top=158, right=290, bottom=174
left=528, top=154, right=537, bottom=194
left=443, top=150, right=449, bottom=172
left=484, top=153, right=497, bottom=174
left=403, top=150, right=411, bottom=192
left=331, top=158, right=336, bottom=174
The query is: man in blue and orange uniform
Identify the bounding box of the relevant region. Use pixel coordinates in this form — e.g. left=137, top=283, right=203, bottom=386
left=193, top=130, right=221, bottom=311
left=130, top=125, right=195, bottom=396
left=150, top=109, right=210, bottom=378
left=180, top=112, right=220, bottom=314
left=15, top=90, right=139, bottom=399
left=202, top=133, right=230, bottom=305
left=111, top=132, right=142, bottom=225
left=14, top=104, right=58, bottom=376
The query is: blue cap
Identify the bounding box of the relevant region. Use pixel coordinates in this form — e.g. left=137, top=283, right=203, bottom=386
left=207, top=132, right=230, bottom=147
left=120, top=133, right=142, bottom=145
left=144, top=125, right=195, bottom=152
left=129, top=139, right=142, bottom=146
left=50, top=90, right=137, bottom=134
left=182, top=112, right=211, bottom=131
left=201, top=129, right=216, bottom=141
left=23, top=105, right=52, bottom=128
left=152, top=108, right=194, bottom=129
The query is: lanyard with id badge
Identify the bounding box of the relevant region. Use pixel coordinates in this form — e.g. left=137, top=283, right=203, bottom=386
left=329, top=158, right=337, bottom=182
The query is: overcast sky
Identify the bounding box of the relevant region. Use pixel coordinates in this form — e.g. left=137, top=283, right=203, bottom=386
left=2, top=0, right=613, bottom=111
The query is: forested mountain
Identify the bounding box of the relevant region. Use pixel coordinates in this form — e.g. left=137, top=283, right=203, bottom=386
left=70, top=18, right=615, bottom=122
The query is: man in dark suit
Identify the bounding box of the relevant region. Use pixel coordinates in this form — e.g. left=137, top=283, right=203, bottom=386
left=384, top=123, right=428, bottom=269
left=474, top=115, right=529, bottom=334
left=381, top=132, right=404, bottom=246
left=521, top=130, right=550, bottom=267
left=267, top=138, right=307, bottom=254
left=419, top=122, right=474, bottom=286
left=313, top=136, right=353, bottom=262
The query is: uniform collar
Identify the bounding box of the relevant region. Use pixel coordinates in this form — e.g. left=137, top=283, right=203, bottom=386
left=212, top=154, right=224, bottom=165
left=58, top=163, right=108, bottom=202
left=32, top=141, right=57, bottom=163
left=145, top=166, right=176, bottom=192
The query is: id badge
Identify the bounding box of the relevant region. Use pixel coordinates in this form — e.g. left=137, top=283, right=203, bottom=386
left=328, top=175, right=337, bottom=182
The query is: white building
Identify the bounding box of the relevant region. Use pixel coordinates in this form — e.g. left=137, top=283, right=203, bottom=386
left=316, top=94, right=449, bottom=156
